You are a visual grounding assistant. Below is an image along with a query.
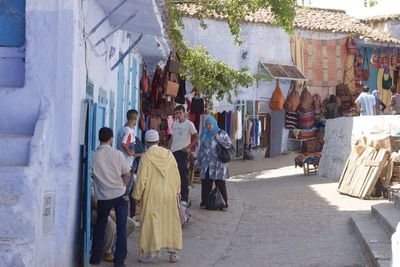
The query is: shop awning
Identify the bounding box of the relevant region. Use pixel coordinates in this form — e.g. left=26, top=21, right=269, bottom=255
left=94, top=0, right=169, bottom=66
left=260, top=62, right=307, bottom=81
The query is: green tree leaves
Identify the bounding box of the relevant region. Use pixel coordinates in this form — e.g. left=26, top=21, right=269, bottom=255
left=166, top=0, right=295, bottom=105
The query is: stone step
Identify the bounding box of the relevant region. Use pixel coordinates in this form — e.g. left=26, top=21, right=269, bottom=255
left=372, top=203, right=400, bottom=237
left=395, top=193, right=400, bottom=210
left=350, top=212, right=392, bottom=267
left=0, top=133, right=32, bottom=166
left=0, top=166, right=35, bottom=241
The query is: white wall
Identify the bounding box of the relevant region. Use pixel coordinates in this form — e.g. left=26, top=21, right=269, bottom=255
left=319, top=115, right=400, bottom=181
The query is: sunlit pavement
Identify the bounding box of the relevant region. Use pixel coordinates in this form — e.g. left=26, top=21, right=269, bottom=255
left=95, top=154, right=386, bottom=267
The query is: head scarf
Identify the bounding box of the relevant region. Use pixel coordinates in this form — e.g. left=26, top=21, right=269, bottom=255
left=201, top=115, right=220, bottom=139
left=372, top=90, right=380, bottom=105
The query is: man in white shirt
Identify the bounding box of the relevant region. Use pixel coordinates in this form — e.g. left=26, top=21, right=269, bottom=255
left=355, top=86, right=376, bottom=116
left=90, top=127, right=131, bottom=267
left=171, top=105, right=198, bottom=203
left=117, top=109, right=140, bottom=168
left=117, top=109, right=141, bottom=217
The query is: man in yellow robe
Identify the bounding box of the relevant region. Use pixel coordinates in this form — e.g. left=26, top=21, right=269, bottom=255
left=133, top=130, right=182, bottom=263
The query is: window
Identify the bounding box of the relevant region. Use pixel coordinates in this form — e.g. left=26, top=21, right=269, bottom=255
left=0, top=0, right=26, bottom=87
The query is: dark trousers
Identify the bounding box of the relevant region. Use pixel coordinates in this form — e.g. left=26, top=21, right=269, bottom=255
left=201, top=170, right=228, bottom=206
left=90, top=195, right=128, bottom=266
left=173, top=150, right=189, bottom=202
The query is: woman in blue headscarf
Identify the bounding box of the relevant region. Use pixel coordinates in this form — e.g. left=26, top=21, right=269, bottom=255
left=197, top=115, right=232, bottom=210
left=372, top=90, right=386, bottom=115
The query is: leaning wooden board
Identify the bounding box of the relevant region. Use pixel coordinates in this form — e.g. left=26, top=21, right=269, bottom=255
left=338, top=147, right=373, bottom=195
left=348, top=147, right=376, bottom=197
left=338, top=148, right=389, bottom=199
left=338, top=149, right=359, bottom=191
left=338, top=148, right=364, bottom=194
left=360, top=149, right=390, bottom=198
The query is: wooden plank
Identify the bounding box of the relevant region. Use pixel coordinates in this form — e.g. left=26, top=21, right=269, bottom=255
left=344, top=148, right=371, bottom=196
left=338, top=149, right=365, bottom=195
left=361, top=149, right=390, bottom=198
left=345, top=152, right=369, bottom=194
left=338, top=149, right=357, bottom=192
left=350, top=148, right=376, bottom=197
left=356, top=149, right=379, bottom=198
left=379, top=160, right=393, bottom=188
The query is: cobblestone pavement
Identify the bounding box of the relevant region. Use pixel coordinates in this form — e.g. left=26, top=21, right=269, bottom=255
left=95, top=154, right=387, bottom=267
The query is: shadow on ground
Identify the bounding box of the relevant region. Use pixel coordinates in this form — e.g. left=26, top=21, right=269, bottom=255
left=94, top=155, right=386, bottom=267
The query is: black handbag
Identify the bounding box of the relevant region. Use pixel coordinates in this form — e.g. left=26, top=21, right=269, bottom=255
left=215, top=131, right=235, bottom=163
left=206, top=187, right=226, bottom=210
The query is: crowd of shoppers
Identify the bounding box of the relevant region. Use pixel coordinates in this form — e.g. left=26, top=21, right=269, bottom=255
left=90, top=105, right=233, bottom=266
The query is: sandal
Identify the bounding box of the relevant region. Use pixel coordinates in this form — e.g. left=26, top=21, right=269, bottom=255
left=169, top=253, right=179, bottom=263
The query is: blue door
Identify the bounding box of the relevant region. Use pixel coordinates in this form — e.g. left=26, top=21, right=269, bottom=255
left=82, top=99, right=94, bottom=267
left=131, top=57, right=138, bottom=111
left=109, top=91, right=115, bottom=132
left=124, top=54, right=131, bottom=115
left=137, top=63, right=143, bottom=138
left=116, top=63, right=125, bottom=132
left=0, top=0, right=26, bottom=47
left=95, top=89, right=108, bottom=149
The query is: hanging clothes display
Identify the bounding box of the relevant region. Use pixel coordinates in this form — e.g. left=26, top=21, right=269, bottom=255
left=377, top=68, right=393, bottom=107
left=237, top=110, right=243, bottom=140
left=218, top=111, right=226, bottom=131
left=175, top=77, right=186, bottom=104
left=246, top=119, right=253, bottom=147
left=231, top=111, right=238, bottom=140
left=190, top=96, right=205, bottom=131
left=285, top=112, right=298, bottom=129
left=226, top=111, right=232, bottom=136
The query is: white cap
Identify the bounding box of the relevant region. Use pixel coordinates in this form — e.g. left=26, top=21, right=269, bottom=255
left=145, top=130, right=159, bottom=142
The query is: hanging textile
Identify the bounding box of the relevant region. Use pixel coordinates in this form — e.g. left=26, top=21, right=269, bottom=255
left=290, top=34, right=305, bottom=73
left=344, top=54, right=356, bottom=93
left=377, top=68, right=394, bottom=108
left=176, top=77, right=186, bottom=104
left=167, top=116, right=174, bottom=135
left=237, top=110, right=243, bottom=140
left=226, top=111, right=232, bottom=138
left=231, top=111, right=238, bottom=140
left=296, top=36, right=348, bottom=87
left=285, top=112, right=298, bottom=129
left=218, top=111, right=226, bottom=130
left=246, top=119, right=253, bottom=146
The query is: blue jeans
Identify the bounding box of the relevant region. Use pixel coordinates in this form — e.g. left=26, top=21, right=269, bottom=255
left=90, top=195, right=128, bottom=266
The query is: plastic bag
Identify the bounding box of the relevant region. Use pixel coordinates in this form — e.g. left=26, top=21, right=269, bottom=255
left=269, top=79, right=285, bottom=112
left=178, top=200, right=191, bottom=227
left=206, top=187, right=226, bottom=210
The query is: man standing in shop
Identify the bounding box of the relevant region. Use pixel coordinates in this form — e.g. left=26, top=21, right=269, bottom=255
left=355, top=86, right=376, bottom=116
left=171, top=105, right=198, bottom=204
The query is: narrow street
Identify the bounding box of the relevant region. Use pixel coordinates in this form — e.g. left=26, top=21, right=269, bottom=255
left=96, top=154, right=386, bottom=267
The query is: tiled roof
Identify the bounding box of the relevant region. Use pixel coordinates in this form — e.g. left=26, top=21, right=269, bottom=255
left=178, top=4, right=400, bottom=44
left=360, top=14, right=400, bottom=24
